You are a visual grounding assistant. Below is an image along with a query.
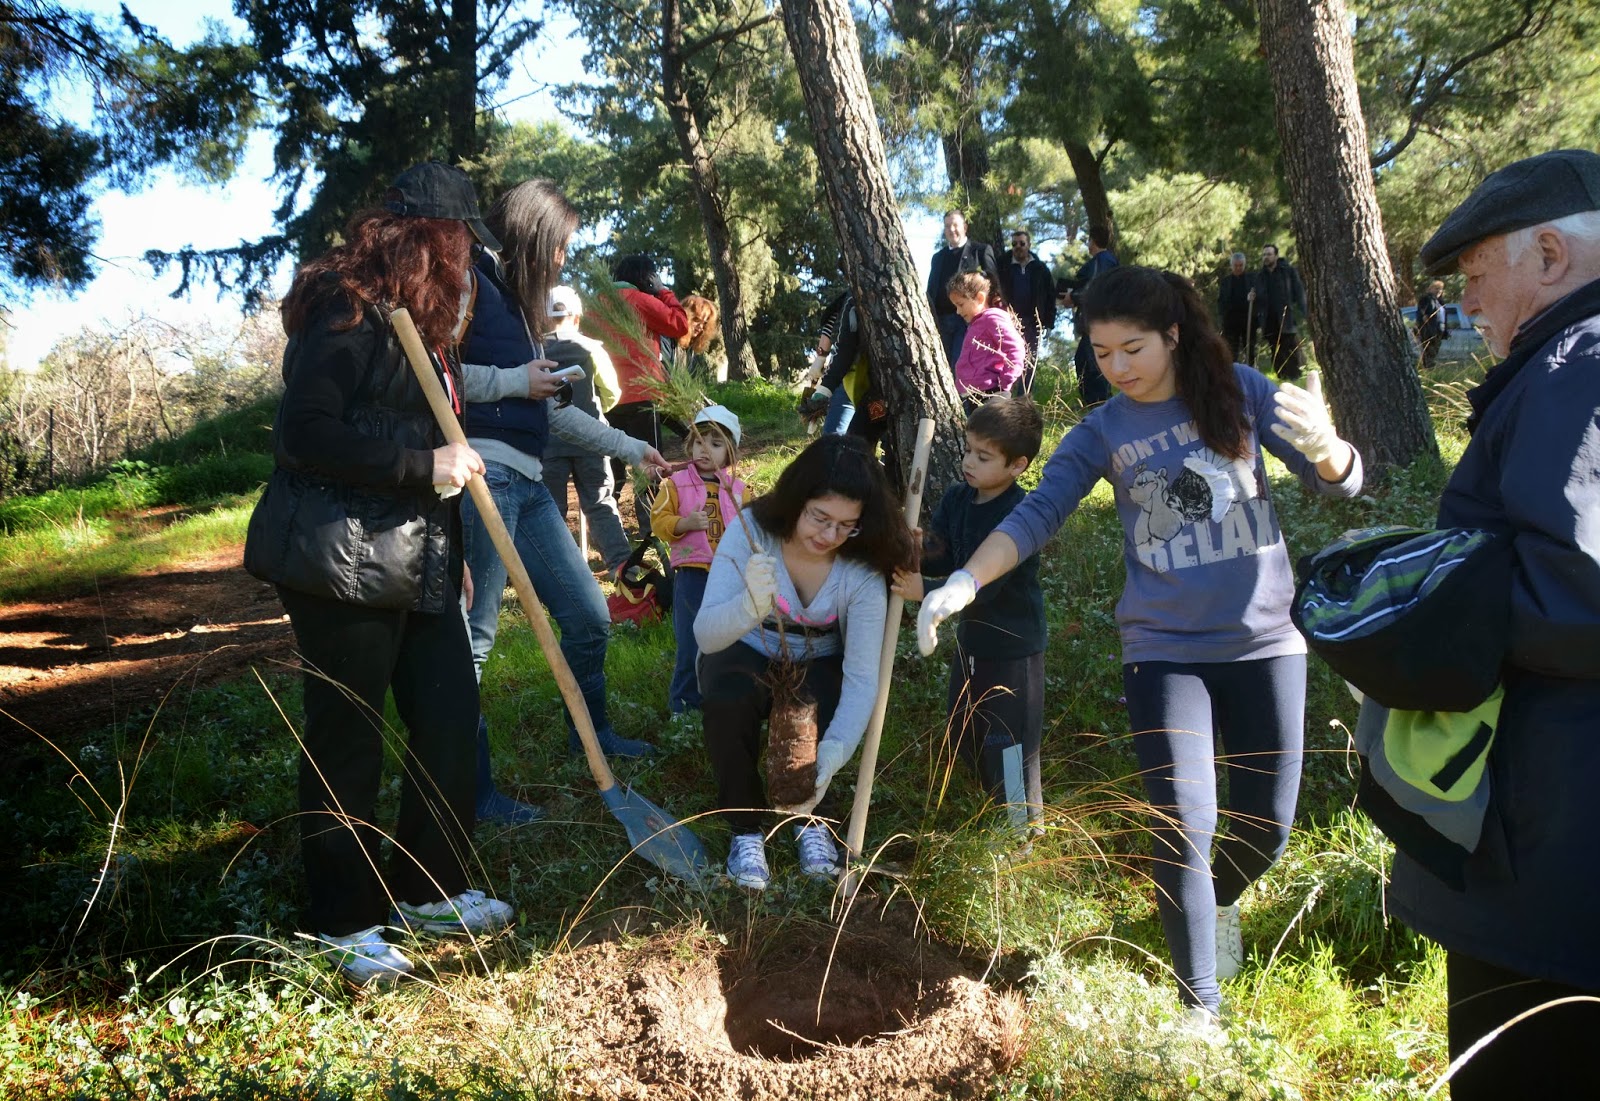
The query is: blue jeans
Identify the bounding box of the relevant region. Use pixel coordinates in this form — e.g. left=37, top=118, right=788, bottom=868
left=670, top=566, right=709, bottom=712
left=1123, top=654, right=1305, bottom=1012
left=822, top=384, right=855, bottom=435
left=462, top=460, right=620, bottom=744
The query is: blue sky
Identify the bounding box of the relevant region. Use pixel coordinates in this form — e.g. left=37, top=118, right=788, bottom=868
left=8, top=0, right=953, bottom=371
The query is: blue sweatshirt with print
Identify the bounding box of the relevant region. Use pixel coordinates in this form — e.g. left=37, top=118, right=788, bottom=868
left=995, top=364, right=1364, bottom=663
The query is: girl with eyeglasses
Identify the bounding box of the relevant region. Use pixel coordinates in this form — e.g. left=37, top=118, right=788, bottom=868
left=694, top=434, right=915, bottom=890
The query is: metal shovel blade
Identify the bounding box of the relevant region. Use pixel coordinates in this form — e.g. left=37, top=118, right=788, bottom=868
left=600, top=783, right=709, bottom=881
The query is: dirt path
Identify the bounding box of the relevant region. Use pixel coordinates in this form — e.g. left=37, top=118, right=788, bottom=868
left=0, top=545, right=294, bottom=744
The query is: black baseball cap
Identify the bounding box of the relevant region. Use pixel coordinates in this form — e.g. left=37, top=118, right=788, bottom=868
left=384, top=162, right=502, bottom=252
left=1420, top=148, right=1600, bottom=275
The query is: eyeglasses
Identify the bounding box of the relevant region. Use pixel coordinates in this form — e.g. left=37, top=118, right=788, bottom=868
left=803, top=505, right=861, bottom=539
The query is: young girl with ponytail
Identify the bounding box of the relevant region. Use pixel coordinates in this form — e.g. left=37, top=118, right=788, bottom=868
left=916, top=265, right=1363, bottom=1020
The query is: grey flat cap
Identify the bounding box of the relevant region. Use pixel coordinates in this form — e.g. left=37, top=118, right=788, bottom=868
left=1420, top=148, right=1600, bottom=275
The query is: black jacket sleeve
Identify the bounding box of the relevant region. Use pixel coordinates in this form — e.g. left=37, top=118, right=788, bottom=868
left=821, top=301, right=860, bottom=391
left=977, top=243, right=1005, bottom=307
left=1030, top=260, right=1057, bottom=328
left=816, top=291, right=849, bottom=347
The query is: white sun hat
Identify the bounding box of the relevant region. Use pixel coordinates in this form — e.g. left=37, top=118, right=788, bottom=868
left=692, top=404, right=742, bottom=447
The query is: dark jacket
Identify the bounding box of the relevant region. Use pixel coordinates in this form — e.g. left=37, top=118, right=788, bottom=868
left=1388, top=279, right=1600, bottom=989
left=244, top=296, right=460, bottom=613
left=921, top=482, right=1046, bottom=660
left=1008, top=254, right=1058, bottom=334
left=1218, top=271, right=1255, bottom=334
left=462, top=252, right=550, bottom=460
left=1067, top=249, right=1119, bottom=335
left=1416, top=292, right=1447, bottom=339
left=1256, top=260, right=1305, bottom=334
left=928, top=239, right=1004, bottom=316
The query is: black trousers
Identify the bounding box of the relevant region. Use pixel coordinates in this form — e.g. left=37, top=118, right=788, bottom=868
left=946, top=649, right=1044, bottom=821
left=607, top=400, right=664, bottom=538
left=1264, top=322, right=1304, bottom=380
left=278, top=586, right=479, bottom=936
left=1446, top=950, right=1600, bottom=1099
left=700, top=641, right=844, bottom=833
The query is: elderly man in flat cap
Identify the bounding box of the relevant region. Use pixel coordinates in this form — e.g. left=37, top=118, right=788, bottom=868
left=1390, top=148, right=1600, bottom=1097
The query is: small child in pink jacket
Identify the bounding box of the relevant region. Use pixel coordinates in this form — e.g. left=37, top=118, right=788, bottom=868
left=948, top=271, right=1027, bottom=406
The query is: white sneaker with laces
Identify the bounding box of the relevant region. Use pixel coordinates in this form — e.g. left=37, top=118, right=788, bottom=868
left=795, top=824, right=840, bottom=880
left=726, top=832, right=770, bottom=890
left=318, top=925, right=414, bottom=986
left=1215, top=902, right=1244, bottom=981
left=391, top=889, right=514, bottom=935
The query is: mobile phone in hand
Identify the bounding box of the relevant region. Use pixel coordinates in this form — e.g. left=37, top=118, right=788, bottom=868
left=550, top=365, right=586, bottom=382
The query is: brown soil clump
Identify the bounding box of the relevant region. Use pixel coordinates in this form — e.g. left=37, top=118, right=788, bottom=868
left=765, top=686, right=819, bottom=807
left=538, top=905, right=1024, bottom=1100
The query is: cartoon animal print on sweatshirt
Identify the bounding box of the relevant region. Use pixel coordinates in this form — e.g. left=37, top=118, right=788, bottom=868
left=1116, top=428, right=1275, bottom=574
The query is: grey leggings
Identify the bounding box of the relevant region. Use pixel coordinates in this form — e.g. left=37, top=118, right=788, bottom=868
left=1123, top=654, right=1306, bottom=1012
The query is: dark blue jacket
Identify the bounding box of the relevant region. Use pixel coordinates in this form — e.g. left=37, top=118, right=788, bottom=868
left=1389, top=280, right=1600, bottom=989
left=462, top=252, right=549, bottom=458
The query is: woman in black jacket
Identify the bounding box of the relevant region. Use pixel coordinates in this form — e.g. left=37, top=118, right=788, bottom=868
left=244, top=163, right=513, bottom=986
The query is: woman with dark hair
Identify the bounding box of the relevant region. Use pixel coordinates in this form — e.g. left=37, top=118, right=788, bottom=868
left=460, top=180, right=674, bottom=822
left=916, top=265, right=1363, bottom=1021
left=243, top=163, right=514, bottom=986
left=694, top=434, right=914, bottom=890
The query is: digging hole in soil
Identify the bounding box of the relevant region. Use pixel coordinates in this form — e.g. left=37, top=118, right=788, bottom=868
left=717, top=934, right=925, bottom=1059
left=541, top=902, right=1023, bottom=1101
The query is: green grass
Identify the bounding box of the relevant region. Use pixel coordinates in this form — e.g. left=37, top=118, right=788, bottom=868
left=2, top=351, right=1486, bottom=1099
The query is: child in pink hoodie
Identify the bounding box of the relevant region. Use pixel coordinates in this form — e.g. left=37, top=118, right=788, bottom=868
left=948, top=271, right=1027, bottom=406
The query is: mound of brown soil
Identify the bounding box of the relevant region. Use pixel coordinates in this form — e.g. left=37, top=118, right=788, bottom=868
left=538, top=905, right=1024, bottom=1100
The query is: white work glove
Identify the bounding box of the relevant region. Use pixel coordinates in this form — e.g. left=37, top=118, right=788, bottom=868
left=1270, top=371, right=1340, bottom=464
left=741, top=552, right=779, bottom=620
left=916, top=569, right=978, bottom=656
left=777, top=736, right=851, bottom=816
left=806, top=351, right=826, bottom=383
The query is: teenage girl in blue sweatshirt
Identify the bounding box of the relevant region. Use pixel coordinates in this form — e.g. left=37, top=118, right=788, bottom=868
left=918, top=266, right=1363, bottom=1019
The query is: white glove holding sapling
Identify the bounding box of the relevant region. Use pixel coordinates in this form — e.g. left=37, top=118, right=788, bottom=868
left=741, top=552, right=780, bottom=620
left=1270, top=371, right=1341, bottom=464
left=916, top=569, right=978, bottom=656
left=777, top=736, right=851, bottom=816
left=806, top=351, right=826, bottom=384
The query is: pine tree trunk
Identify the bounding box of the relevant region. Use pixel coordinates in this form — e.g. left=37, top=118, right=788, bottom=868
left=447, top=0, right=477, bottom=161
left=1065, top=142, right=1116, bottom=248
left=662, top=0, right=760, bottom=380
left=1256, top=0, right=1437, bottom=471
left=781, top=0, right=965, bottom=494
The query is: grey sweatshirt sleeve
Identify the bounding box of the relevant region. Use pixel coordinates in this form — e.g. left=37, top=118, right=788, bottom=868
left=995, top=418, right=1109, bottom=561
left=549, top=402, right=649, bottom=463
left=460, top=362, right=531, bottom=403
left=694, top=515, right=765, bottom=654
left=818, top=567, right=888, bottom=761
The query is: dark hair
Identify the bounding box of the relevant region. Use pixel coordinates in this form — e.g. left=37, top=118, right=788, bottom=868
left=487, top=179, right=579, bottom=336
left=749, top=434, right=914, bottom=578
left=282, top=211, right=473, bottom=345
left=944, top=208, right=967, bottom=223
left=611, top=254, right=659, bottom=292
left=1088, top=224, right=1112, bottom=249
left=967, top=396, right=1045, bottom=464
left=1079, top=266, right=1249, bottom=461
left=1011, top=228, right=1030, bottom=243
left=945, top=270, right=991, bottom=302
left=1263, top=243, right=1279, bottom=255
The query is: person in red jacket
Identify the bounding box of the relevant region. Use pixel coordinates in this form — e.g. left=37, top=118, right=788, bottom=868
left=605, top=254, right=689, bottom=537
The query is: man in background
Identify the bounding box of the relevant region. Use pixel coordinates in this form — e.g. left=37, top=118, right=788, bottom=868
left=1256, top=243, right=1306, bottom=380
left=1058, top=224, right=1119, bottom=404
left=1007, top=228, right=1057, bottom=393
left=1217, top=251, right=1255, bottom=365
left=1415, top=278, right=1447, bottom=369
left=927, top=209, right=1002, bottom=366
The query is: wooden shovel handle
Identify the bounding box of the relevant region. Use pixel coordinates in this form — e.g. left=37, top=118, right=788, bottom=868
left=390, top=308, right=617, bottom=793
left=844, top=417, right=937, bottom=865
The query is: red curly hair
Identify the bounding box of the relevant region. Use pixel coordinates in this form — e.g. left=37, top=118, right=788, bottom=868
left=282, top=211, right=474, bottom=346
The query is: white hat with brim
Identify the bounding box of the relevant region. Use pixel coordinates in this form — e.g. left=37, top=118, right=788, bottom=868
left=693, top=404, right=741, bottom=447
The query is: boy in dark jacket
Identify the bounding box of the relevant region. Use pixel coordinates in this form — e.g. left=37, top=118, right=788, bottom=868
left=894, top=397, right=1047, bottom=829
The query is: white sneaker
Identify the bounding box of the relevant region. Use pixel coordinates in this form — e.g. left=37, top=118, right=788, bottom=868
left=316, top=925, right=414, bottom=986
left=726, top=832, right=770, bottom=890
left=391, top=889, right=514, bottom=935
left=1215, top=903, right=1244, bottom=981
left=794, top=824, right=840, bottom=880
